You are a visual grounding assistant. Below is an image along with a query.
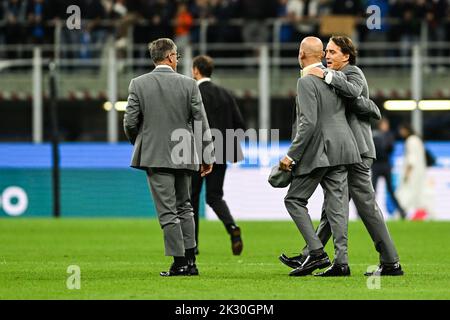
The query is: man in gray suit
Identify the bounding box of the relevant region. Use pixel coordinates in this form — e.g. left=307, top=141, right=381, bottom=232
left=279, top=37, right=361, bottom=277
left=281, top=36, right=403, bottom=276
left=124, top=38, right=215, bottom=277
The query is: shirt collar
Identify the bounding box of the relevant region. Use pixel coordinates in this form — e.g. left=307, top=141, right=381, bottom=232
left=197, top=77, right=211, bottom=86
left=155, top=64, right=174, bottom=71
left=301, top=62, right=323, bottom=77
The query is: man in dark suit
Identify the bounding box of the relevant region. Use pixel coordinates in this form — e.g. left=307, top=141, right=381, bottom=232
left=191, top=55, right=246, bottom=255
left=372, top=118, right=407, bottom=219
left=124, top=38, right=215, bottom=277
left=281, top=36, right=403, bottom=276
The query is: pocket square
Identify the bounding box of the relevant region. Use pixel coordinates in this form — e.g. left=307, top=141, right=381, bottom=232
left=268, top=165, right=293, bottom=188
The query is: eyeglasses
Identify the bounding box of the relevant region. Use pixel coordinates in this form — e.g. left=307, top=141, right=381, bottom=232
left=167, top=52, right=181, bottom=61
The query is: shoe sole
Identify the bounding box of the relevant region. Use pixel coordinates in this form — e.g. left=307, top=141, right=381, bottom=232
left=314, top=271, right=351, bottom=277
left=160, top=271, right=199, bottom=277
left=315, top=273, right=351, bottom=277
left=289, top=258, right=331, bottom=277
left=160, top=272, right=190, bottom=277
left=364, top=270, right=404, bottom=276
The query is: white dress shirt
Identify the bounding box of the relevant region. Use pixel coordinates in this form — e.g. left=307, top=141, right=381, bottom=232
left=197, top=77, right=211, bottom=86
left=154, top=64, right=174, bottom=71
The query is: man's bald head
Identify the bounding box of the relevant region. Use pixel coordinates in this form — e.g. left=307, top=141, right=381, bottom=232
left=298, top=37, right=324, bottom=68
left=301, top=37, right=324, bottom=56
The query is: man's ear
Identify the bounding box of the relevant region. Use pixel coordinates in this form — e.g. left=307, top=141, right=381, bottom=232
left=343, top=53, right=350, bottom=63
left=192, top=67, right=198, bottom=79
left=320, top=51, right=325, bottom=59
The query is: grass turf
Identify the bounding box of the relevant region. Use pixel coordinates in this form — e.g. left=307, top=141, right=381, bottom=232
left=0, top=219, right=449, bottom=300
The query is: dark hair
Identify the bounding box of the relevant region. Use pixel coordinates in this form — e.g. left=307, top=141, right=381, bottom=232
left=148, top=38, right=176, bottom=63
left=330, top=35, right=357, bottom=65
left=193, top=55, right=214, bottom=77
left=399, top=122, right=415, bottom=136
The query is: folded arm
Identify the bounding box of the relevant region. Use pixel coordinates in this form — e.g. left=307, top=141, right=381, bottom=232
left=348, top=96, right=382, bottom=120
left=326, top=68, right=364, bottom=99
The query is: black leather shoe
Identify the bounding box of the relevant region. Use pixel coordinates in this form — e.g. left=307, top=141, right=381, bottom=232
left=314, top=263, right=351, bottom=277
left=364, top=263, right=404, bottom=276
left=229, top=225, right=243, bottom=255
left=188, top=263, right=199, bottom=276
left=187, top=258, right=199, bottom=276
left=160, top=264, right=190, bottom=277
left=289, top=253, right=331, bottom=276
left=279, top=253, right=306, bottom=269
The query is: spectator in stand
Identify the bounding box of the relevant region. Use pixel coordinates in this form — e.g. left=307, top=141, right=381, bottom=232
left=423, top=0, right=448, bottom=71
left=114, top=0, right=145, bottom=50
left=0, top=4, right=5, bottom=58
left=26, top=0, right=51, bottom=45
left=390, top=0, right=421, bottom=58
left=240, top=0, right=278, bottom=44
left=80, top=0, right=107, bottom=59
left=330, top=0, right=363, bottom=41
left=190, top=0, right=212, bottom=44
left=277, top=0, right=294, bottom=43
left=361, top=0, right=390, bottom=55
left=147, top=0, right=175, bottom=42
left=3, top=0, right=27, bottom=59
left=49, top=0, right=84, bottom=61
left=174, top=1, right=193, bottom=52
left=331, top=0, right=362, bottom=15
left=286, top=0, right=321, bottom=42
left=210, top=0, right=241, bottom=43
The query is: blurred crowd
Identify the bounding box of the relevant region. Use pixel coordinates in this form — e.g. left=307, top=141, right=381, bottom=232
left=0, top=0, right=449, bottom=60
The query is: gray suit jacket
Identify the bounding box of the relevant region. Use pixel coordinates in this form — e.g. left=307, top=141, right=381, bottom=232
left=287, top=67, right=361, bottom=176
left=327, top=64, right=378, bottom=159
left=124, top=67, right=215, bottom=171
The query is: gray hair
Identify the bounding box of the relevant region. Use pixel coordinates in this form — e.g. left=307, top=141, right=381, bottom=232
left=148, top=38, right=177, bottom=64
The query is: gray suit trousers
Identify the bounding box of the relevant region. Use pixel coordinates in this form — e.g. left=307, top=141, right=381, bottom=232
left=146, top=168, right=196, bottom=257
left=302, top=157, right=399, bottom=264
left=285, top=166, right=349, bottom=265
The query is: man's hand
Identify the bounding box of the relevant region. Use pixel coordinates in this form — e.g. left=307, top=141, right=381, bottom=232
left=200, top=163, right=213, bottom=177
left=307, top=67, right=325, bottom=79
left=279, top=156, right=294, bottom=172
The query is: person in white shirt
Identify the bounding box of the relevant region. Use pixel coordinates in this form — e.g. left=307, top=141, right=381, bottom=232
left=396, top=123, right=429, bottom=219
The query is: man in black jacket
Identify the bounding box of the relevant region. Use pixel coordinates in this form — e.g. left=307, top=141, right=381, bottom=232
left=372, top=118, right=407, bottom=219
left=191, top=55, right=246, bottom=255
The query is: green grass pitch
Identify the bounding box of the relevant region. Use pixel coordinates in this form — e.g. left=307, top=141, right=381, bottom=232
left=0, top=219, right=449, bottom=299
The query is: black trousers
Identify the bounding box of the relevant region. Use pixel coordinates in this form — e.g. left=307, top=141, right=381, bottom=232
left=191, top=163, right=235, bottom=247
left=372, top=162, right=406, bottom=216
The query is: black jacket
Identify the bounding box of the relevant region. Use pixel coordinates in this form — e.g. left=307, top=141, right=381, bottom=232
left=198, top=81, right=246, bottom=164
